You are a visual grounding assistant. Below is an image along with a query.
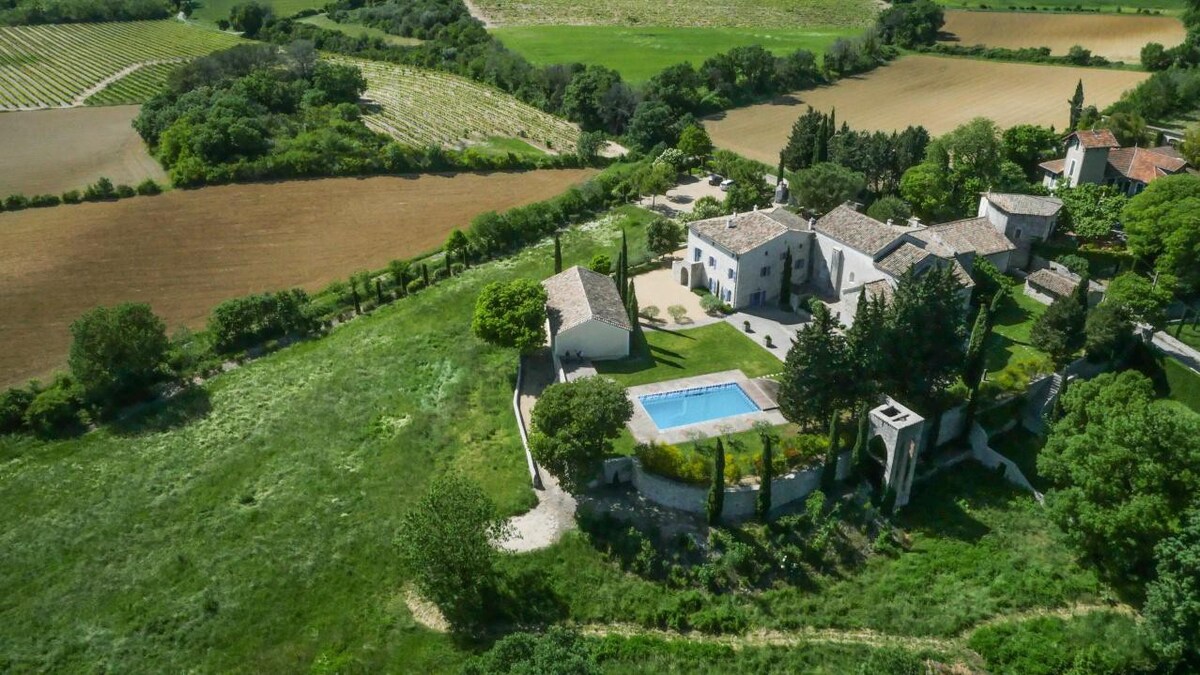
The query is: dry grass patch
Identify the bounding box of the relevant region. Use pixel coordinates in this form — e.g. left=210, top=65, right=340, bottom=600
left=0, top=106, right=167, bottom=197
left=0, top=169, right=595, bottom=387
left=470, top=0, right=877, bottom=27
left=940, top=9, right=1186, bottom=62
left=704, top=55, right=1147, bottom=165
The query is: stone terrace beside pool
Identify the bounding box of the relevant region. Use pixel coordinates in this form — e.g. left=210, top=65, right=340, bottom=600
left=626, top=369, right=785, bottom=444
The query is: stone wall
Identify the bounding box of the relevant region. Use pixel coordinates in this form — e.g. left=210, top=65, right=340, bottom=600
left=604, top=452, right=848, bottom=522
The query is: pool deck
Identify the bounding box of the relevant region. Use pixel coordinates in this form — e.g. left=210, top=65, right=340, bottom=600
left=625, top=369, right=786, bottom=444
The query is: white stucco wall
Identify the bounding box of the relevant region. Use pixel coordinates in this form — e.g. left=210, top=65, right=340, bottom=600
left=684, top=229, right=814, bottom=309
left=810, top=231, right=890, bottom=300
left=553, top=320, right=630, bottom=360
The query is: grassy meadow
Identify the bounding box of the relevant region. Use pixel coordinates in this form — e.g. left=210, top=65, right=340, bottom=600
left=298, top=14, right=422, bottom=46
left=492, top=25, right=856, bottom=82
left=472, top=0, right=876, bottom=28
left=190, top=0, right=326, bottom=25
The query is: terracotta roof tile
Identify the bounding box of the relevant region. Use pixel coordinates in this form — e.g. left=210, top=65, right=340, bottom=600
left=1069, top=129, right=1120, bottom=149
left=1039, top=158, right=1066, bottom=175
left=815, top=203, right=918, bottom=257
left=689, top=209, right=790, bottom=255
left=543, top=266, right=632, bottom=335
left=1106, top=146, right=1189, bottom=184
left=984, top=192, right=1063, bottom=217
left=875, top=242, right=934, bottom=278
left=916, top=217, right=1016, bottom=257
left=1026, top=268, right=1078, bottom=298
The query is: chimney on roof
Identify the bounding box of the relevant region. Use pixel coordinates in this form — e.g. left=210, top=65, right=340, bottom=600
left=807, top=217, right=816, bottom=232
left=850, top=202, right=862, bottom=212
left=886, top=218, right=894, bottom=226
left=907, top=216, right=922, bottom=229
left=726, top=212, right=736, bottom=229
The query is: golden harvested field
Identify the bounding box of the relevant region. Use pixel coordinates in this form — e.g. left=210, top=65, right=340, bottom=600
left=0, top=106, right=167, bottom=197
left=705, top=55, right=1148, bottom=165
left=0, top=169, right=595, bottom=387
left=940, top=9, right=1186, bottom=63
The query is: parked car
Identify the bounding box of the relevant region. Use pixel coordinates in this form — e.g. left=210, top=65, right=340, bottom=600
left=707, top=173, right=723, bottom=186
left=719, top=179, right=735, bottom=192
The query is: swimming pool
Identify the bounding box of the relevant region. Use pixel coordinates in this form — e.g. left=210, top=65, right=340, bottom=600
left=639, top=382, right=760, bottom=430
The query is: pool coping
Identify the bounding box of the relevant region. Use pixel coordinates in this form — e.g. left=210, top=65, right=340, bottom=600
left=625, top=370, right=786, bottom=445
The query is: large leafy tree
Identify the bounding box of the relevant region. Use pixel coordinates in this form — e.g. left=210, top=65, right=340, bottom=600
left=780, top=106, right=828, bottom=172
left=882, top=266, right=967, bottom=411
left=676, top=123, right=713, bottom=164
left=646, top=217, right=684, bottom=258
left=397, top=473, right=510, bottom=634
left=1122, top=174, right=1200, bottom=292
left=1105, top=272, right=1175, bottom=329
left=1030, top=294, right=1086, bottom=369
left=1038, top=371, right=1200, bottom=580
left=875, top=0, right=944, bottom=47
left=1001, top=124, right=1060, bottom=181
left=793, top=162, right=866, bottom=213
left=1056, top=183, right=1127, bottom=242
left=1083, top=303, right=1132, bottom=364
left=778, top=303, right=849, bottom=428
left=1143, top=508, right=1200, bottom=667
left=68, top=303, right=170, bottom=409
left=530, top=376, right=633, bottom=492
left=900, top=118, right=1028, bottom=221
left=471, top=280, right=547, bottom=354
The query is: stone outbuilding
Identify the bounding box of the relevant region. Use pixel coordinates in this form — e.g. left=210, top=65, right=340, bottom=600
left=977, top=192, right=1064, bottom=269
left=542, top=266, right=631, bottom=362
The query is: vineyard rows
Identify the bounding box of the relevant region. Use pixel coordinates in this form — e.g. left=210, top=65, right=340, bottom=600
left=341, top=58, right=579, bottom=153
left=0, top=21, right=241, bottom=110
left=85, top=61, right=180, bottom=106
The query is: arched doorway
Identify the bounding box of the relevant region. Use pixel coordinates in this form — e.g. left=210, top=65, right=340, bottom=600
left=680, top=266, right=689, bottom=286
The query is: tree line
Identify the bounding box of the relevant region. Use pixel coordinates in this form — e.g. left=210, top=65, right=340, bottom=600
left=0, top=0, right=187, bottom=25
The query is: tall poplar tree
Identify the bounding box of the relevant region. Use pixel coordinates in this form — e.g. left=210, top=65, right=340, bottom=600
left=707, top=439, right=726, bottom=525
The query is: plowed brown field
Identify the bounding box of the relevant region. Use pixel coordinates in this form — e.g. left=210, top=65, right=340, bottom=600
left=0, top=106, right=167, bottom=198
left=704, top=55, right=1148, bottom=166
left=0, top=170, right=595, bottom=387
left=940, top=10, right=1186, bottom=63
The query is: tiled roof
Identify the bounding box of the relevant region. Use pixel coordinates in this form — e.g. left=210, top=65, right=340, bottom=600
left=1068, top=129, right=1120, bottom=149
left=815, top=203, right=917, bottom=257
left=689, top=209, right=790, bottom=255
left=762, top=206, right=808, bottom=231
left=949, top=258, right=975, bottom=288
left=1039, top=158, right=1066, bottom=175
left=917, top=217, right=1016, bottom=257
left=862, top=279, right=894, bottom=302
left=1106, top=146, right=1190, bottom=184
left=1026, top=268, right=1078, bottom=298
left=875, top=242, right=934, bottom=278
left=984, top=192, right=1063, bottom=217
left=542, top=266, right=632, bottom=335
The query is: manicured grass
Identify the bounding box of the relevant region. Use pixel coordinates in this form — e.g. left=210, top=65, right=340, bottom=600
left=0, top=208, right=634, bottom=672
left=1170, top=321, right=1200, bottom=353
left=1163, top=356, right=1200, bottom=414
left=991, top=288, right=1046, bottom=345
left=469, top=136, right=548, bottom=160
left=984, top=288, right=1052, bottom=386
left=190, top=0, right=327, bottom=24
left=595, top=322, right=784, bottom=387
left=297, top=14, right=422, bottom=46
left=492, top=25, right=856, bottom=83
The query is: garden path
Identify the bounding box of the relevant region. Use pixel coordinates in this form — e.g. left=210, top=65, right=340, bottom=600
left=722, top=307, right=806, bottom=363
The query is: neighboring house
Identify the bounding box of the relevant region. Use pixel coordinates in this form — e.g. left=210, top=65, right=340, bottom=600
left=542, top=266, right=631, bottom=362
left=976, top=192, right=1063, bottom=269
left=1040, top=129, right=1194, bottom=196
left=1024, top=268, right=1080, bottom=306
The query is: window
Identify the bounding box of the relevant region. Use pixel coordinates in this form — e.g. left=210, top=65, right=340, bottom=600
left=849, top=272, right=856, bottom=283
left=794, top=258, right=803, bottom=270
left=1014, top=228, right=1022, bottom=241
left=726, top=268, right=734, bottom=280
left=693, top=247, right=702, bottom=262
left=723, top=289, right=732, bottom=302
left=1067, top=159, right=1076, bottom=177
left=760, top=265, right=771, bottom=277
left=708, top=256, right=715, bottom=268
left=780, top=251, right=788, bottom=260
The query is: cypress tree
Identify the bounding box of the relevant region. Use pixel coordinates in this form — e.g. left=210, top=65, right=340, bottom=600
left=351, top=282, right=361, bottom=315
left=553, top=233, right=562, bottom=273
left=1069, top=80, right=1085, bottom=129
left=398, top=268, right=408, bottom=296
left=779, top=248, right=793, bottom=309
left=821, top=412, right=840, bottom=494
left=850, top=403, right=869, bottom=482
left=626, top=277, right=639, bottom=328
left=444, top=254, right=452, bottom=277
left=461, top=247, right=470, bottom=269
left=1072, top=273, right=1090, bottom=312
left=422, top=263, right=429, bottom=287
left=707, top=439, right=726, bottom=526
left=616, top=248, right=627, bottom=303
left=757, top=434, right=773, bottom=522
left=620, top=227, right=629, bottom=288
left=375, top=279, right=384, bottom=305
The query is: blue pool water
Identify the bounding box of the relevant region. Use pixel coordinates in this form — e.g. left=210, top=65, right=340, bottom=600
left=639, top=383, right=760, bottom=430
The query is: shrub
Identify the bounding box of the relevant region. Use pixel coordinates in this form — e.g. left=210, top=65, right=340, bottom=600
left=433, top=266, right=450, bottom=281
left=115, top=184, right=136, bottom=198
left=29, top=194, right=60, bottom=208
left=61, top=190, right=82, bottom=204
left=699, top=294, right=724, bottom=315
left=1055, top=254, right=1090, bottom=276
left=667, top=305, right=687, bottom=322
left=406, top=278, right=426, bottom=294
left=636, top=442, right=709, bottom=484
left=639, top=305, right=661, bottom=322
left=589, top=253, right=612, bottom=275
left=450, top=262, right=465, bottom=275
left=4, top=193, right=29, bottom=210
left=83, top=177, right=117, bottom=202
left=23, top=383, right=84, bottom=438
left=135, top=179, right=162, bottom=196
left=0, top=385, right=36, bottom=434
left=207, top=289, right=315, bottom=353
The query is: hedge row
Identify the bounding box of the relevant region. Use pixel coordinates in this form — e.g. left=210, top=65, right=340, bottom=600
left=0, top=177, right=162, bottom=215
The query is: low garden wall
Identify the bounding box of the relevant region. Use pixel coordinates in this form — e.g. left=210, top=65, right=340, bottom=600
left=603, top=450, right=850, bottom=522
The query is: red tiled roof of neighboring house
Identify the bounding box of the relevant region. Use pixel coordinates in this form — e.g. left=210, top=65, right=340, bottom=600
left=1039, top=158, right=1066, bottom=175
left=1068, top=129, right=1120, bottom=149
left=1106, top=146, right=1190, bottom=185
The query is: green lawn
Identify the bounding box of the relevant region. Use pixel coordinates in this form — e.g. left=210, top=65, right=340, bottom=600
left=190, top=0, right=326, bottom=24
left=492, top=25, right=856, bottom=83
left=991, top=288, right=1046, bottom=346
left=1170, top=321, right=1200, bottom=353
left=1163, top=356, right=1200, bottom=414
left=0, top=205, right=634, bottom=673
left=595, top=322, right=783, bottom=387
left=467, top=136, right=548, bottom=160
left=297, top=14, right=422, bottom=46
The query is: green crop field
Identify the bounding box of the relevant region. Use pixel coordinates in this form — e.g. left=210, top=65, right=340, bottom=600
left=473, top=0, right=877, bottom=28
left=341, top=57, right=580, bottom=152
left=298, top=14, right=421, bottom=46
left=84, top=61, right=179, bottom=106
left=0, top=21, right=241, bottom=110
left=189, top=0, right=327, bottom=25
left=493, top=25, right=855, bottom=83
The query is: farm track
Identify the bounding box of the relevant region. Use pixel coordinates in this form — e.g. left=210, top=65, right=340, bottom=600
left=72, top=58, right=184, bottom=106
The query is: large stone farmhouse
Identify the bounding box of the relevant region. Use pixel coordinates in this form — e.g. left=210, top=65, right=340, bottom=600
left=542, top=265, right=631, bottom=363
left=1040, top=129, right=1194, bottom=196
left=674, top=193, right=1058, bottom=322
